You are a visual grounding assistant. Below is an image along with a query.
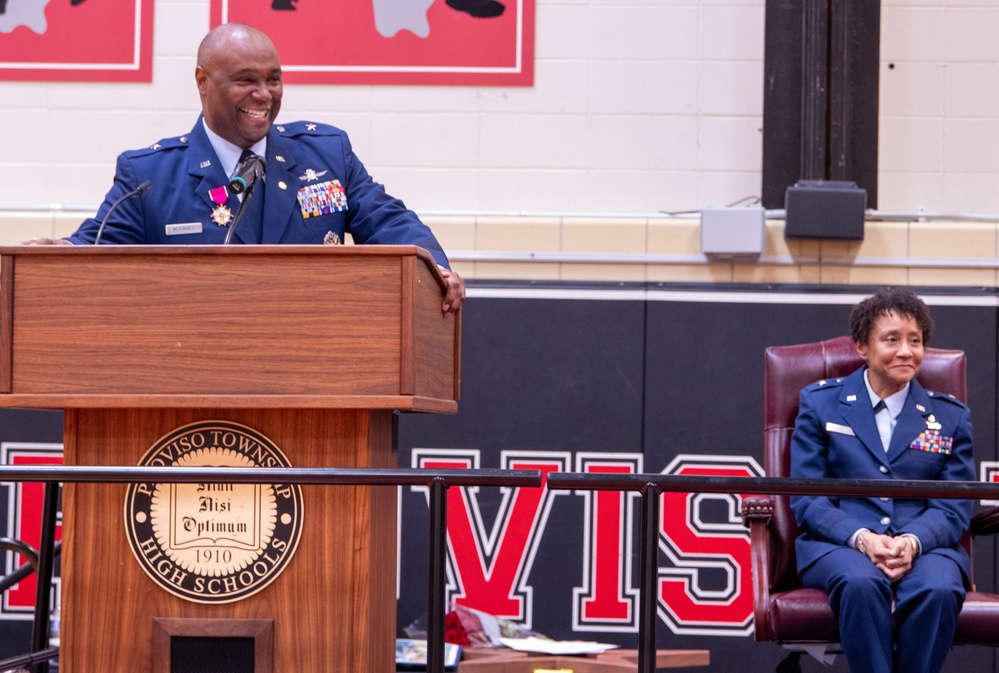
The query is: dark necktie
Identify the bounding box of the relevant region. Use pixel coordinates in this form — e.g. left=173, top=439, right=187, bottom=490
left=235, top=149, right=261, bottom=176
left=232, top=150, right=265, bottom=243
left=874, top=400, right=890, bottom=452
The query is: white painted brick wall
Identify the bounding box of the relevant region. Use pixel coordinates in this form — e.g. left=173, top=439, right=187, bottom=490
left=879, top=0, right=999, bottom=213
left=0, top=0, right=996, bottom=218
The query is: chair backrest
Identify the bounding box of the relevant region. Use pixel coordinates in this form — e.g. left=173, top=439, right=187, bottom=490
left=762, top=335, right=967, bottom=591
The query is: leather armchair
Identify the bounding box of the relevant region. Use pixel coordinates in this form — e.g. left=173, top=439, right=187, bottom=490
left=743, top=335, right=999, bottom=652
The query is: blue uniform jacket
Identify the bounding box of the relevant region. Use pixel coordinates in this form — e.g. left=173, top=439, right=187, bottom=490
left=68, top=117, right=450, bottom=268
left=790, top=366, right=975, bottom=581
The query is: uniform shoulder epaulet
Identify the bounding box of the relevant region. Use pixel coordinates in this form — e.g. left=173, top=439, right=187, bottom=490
left=804, top=377, right=846, bottom=393
left=123, top=134, right=190, bottom=159
left=926, top=390, right=969, bottom=409
left=273, top=121, right=340, bottom=138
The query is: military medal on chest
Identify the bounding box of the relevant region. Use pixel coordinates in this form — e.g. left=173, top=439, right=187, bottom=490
left=209, top=185, right=233, bottom=227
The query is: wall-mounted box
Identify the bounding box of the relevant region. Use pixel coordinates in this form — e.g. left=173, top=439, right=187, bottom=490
left=785, top=180, right=866, bottom=240
left=700, top=205, right=765, bottom=260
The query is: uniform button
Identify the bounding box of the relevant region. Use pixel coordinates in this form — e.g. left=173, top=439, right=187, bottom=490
left=881, top=516, right=891, bottom=525
left=879, top=465, right=889, bottom=474
left=880, top=497, right=889, bottom=502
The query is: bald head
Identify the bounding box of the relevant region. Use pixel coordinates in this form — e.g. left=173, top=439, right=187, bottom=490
left=197, top=23, right=276, bottom=70
left=195, top=23, right=283, bottom=148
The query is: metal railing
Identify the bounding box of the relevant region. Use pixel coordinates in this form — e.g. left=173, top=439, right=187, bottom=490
left=547, top=472, right=999, bottom=673
left=5, top=468, right=998, bottom=673
left=0, top=466, right=543, bottom=673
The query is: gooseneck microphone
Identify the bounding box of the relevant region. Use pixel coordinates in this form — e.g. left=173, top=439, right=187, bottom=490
left=228, top=154, right=266, bottom=195
left=224, top=154, right=266, bottom=245
left=93, top=180, right=152, bottom=245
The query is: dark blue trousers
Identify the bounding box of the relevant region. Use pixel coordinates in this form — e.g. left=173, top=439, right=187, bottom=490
left=801, top=547, right=964, bottom=673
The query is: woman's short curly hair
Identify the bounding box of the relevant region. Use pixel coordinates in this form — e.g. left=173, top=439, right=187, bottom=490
left=849, top=288, right=934, bottom=346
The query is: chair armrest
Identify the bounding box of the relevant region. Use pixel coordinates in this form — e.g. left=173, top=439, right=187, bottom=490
left=741, top=494, right=775, bottom=525
left=971, top=506, right=999, bottom=538
left=742, top=495, right=775, bottom=641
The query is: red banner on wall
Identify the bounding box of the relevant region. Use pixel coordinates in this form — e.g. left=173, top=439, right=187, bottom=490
left=211, top=0, right=533, bottom=86
left=0, top=0, right=154, bottom=82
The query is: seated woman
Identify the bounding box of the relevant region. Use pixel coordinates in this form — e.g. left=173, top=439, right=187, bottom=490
left=790, top=288, right=975, bottom=673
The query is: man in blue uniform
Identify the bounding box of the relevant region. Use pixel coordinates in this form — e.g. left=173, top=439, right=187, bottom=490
left=25, top=22, right=464, bottom=315
left=790, top=288, right=974, bottom=673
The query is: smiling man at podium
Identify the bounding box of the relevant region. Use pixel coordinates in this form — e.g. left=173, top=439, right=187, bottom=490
left=24, top=22, right=465, bottom=315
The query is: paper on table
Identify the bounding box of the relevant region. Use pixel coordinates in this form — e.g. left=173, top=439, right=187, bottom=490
left=500, top=637, right=619, bottom=655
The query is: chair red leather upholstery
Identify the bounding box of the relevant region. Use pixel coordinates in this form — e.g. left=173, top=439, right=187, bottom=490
left=743, top=335, right=999, bottom=648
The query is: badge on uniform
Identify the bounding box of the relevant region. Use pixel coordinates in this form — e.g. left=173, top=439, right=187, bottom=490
left=209, top=185, right=232, bottom=227
left=323, top=231, right=341, bottom=245
left=297, top=180, right=347, bottom=219
left=909, top=429, right=953, bottom=455
left=299, top=168, right=328, bottom=182
left=825, top=422, right=856, bottom=436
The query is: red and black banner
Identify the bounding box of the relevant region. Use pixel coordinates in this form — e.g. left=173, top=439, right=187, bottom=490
left=0, top=0, right=154, bottom=81
left=211, top=0, right=533, bottom=85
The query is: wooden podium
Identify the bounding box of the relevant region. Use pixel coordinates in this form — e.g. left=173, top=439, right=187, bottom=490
left=0, top=245, right=460, bottom=673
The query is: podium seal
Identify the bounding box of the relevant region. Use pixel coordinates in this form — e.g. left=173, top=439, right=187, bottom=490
left=124, top=420, right=304, bottom=604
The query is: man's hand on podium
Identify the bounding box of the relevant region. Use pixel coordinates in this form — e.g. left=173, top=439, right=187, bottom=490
left=22, top=238, right=71, bottom=245
left=442, top=268, right=465, bottom=315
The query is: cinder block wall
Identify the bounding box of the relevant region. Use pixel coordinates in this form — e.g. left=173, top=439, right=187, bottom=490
left=3, top=0, right=999, bottom=216
left=3, top=0, right=998, bottom=283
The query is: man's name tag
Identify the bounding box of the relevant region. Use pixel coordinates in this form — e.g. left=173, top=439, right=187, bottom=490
left=165, top=222, right=203, bottom=236
left=825, top=422, right=856, bottom=436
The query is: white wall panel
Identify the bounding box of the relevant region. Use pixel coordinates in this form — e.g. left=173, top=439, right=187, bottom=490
left=1, top=0, right=999, bottom=219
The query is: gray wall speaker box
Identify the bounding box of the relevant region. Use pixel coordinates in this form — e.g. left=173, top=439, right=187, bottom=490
left=700, top=205, right=765, bottom=259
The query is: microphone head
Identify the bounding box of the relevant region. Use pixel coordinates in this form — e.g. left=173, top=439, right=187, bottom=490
left=228, top=155, right=265, bottom=194
left=229, top=176, right=248, bottom=195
